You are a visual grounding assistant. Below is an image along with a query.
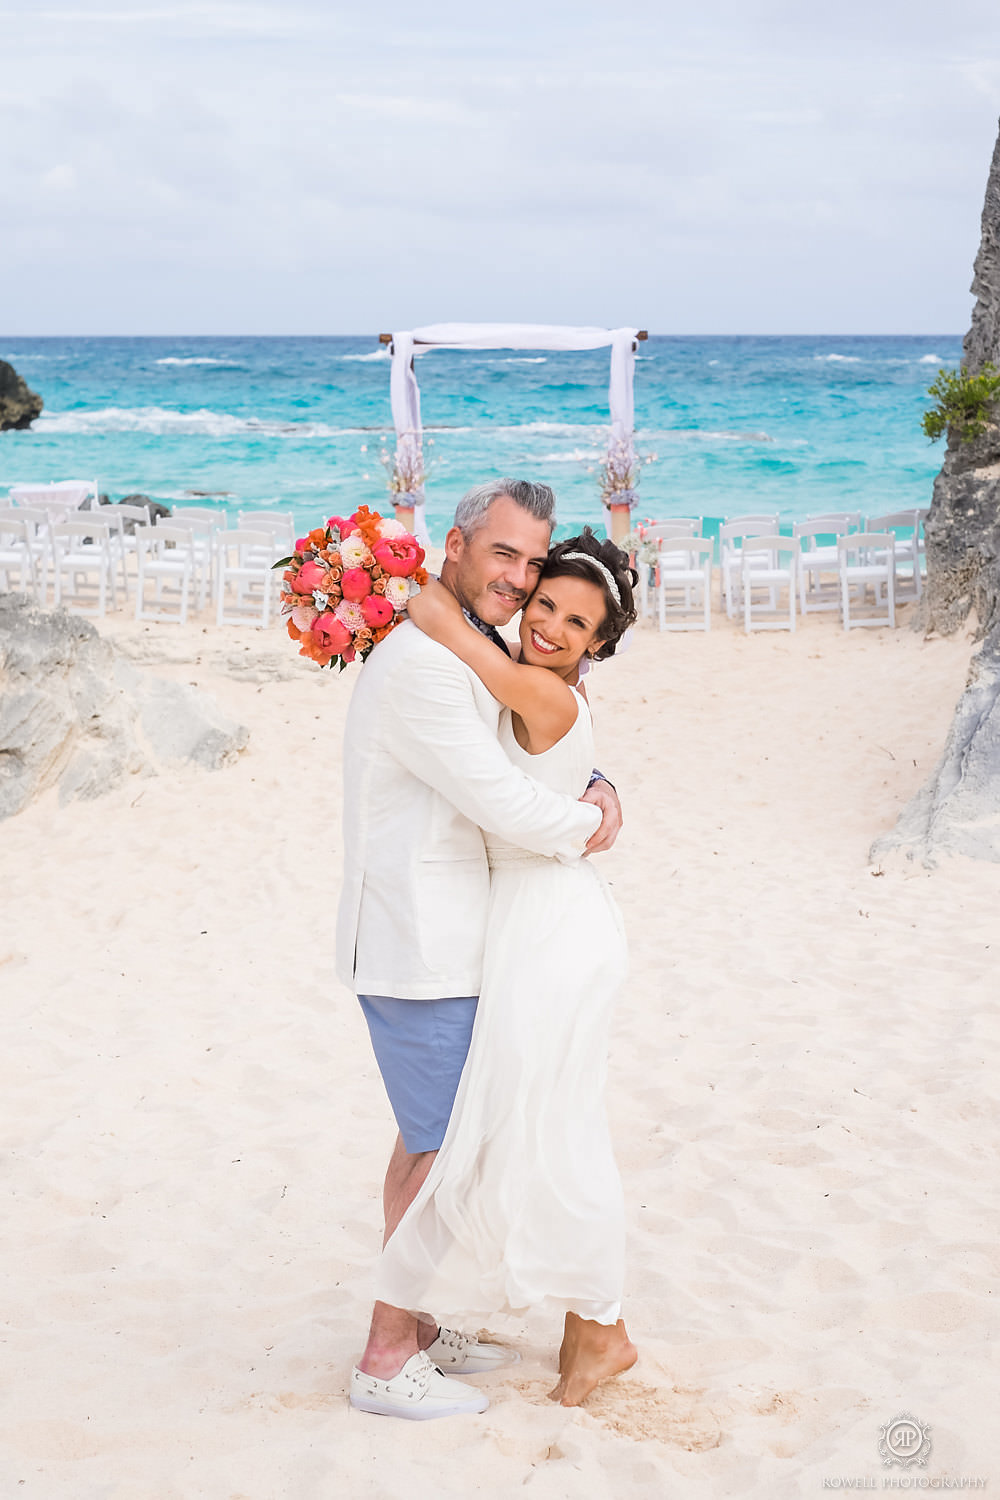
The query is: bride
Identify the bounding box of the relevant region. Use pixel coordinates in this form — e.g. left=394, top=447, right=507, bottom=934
left=375, top=527, right=638, bottom=1406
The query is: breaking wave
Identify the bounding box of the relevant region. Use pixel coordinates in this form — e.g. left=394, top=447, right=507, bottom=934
left=155, top=356, right=240, bottom=367
left=36, top=407, right=345, bottom=438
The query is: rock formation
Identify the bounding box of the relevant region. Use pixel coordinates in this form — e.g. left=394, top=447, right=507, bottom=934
left=874, top=119, right=1000, bottom=864
left=918, top=125, right=1000, bottom=641
left=100, top=493, right=172, bottom=528
left=0, top=360, right=43, bottom=431
left=0, top=595, right=248, bottom=821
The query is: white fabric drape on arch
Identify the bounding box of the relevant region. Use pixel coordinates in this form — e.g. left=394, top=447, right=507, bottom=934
left=388, top=331, right=428, bottom=542
left=388, top=324, right=640, bottom=540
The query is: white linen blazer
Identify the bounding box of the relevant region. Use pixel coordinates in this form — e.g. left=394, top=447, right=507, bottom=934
left=335, top=620, right=601, bottom=999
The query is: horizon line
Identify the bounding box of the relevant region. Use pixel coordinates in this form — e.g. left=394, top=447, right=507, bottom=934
left=1, top=331, right=966, bottom=341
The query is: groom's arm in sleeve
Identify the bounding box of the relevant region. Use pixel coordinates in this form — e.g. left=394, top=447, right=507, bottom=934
left=383, top=653, right=601, bottom=858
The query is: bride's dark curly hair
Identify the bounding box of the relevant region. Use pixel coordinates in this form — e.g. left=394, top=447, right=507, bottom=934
left=540, top=527, right=638, bottom=660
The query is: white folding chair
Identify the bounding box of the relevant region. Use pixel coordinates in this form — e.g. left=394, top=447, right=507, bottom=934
left=91, top=508, right=133, bottom=602
left=215, top=529, right=277, bottom=627
left=3, top=506, right=50, bottom=600
left=168, top=514, right=222, bottom=609
left=237, top=510, right=295, bottom=543
left=634, top=520, right=701, bottom=619
left=794, top=514, right=862, bottom=615
left=99, top=504, right=163, bottom=600
left=865, top=512, right=922, bottom=602
left=838, top=533, right=896, bottom=630
left=741, top=535, right=799, bottom=633
left=49, top=519, right=116, bottom=616
left=0, top=516, right=38, bottom=597
left=135, top=525, right=195, bottom=623
left=720, top=516, right=779, bottom=618
left=174, top=506, right=227, bottom=527
left=655, top=538, right=713, bottom=631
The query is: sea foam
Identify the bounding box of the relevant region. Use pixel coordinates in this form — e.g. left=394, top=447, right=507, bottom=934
left=155, top=357, right=238, bottom=367
left=36, top=407, right=346, bottom=439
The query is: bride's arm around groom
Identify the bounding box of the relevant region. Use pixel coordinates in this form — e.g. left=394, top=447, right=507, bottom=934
left=335, top=616, right=601, bottom=1002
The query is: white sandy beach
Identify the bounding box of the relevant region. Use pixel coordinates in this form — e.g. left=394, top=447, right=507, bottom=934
left=2, top=584, right=998, bottom=1498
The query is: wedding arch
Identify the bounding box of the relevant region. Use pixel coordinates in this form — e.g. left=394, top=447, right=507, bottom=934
left=378, top=324, right=648, bottom=543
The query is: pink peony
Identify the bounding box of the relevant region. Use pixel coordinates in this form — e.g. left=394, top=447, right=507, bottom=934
left=341, top=567, right=373, bottom=601
left=292, top=559, right=326, bottom=595
left=311, top=611, right=352, bottom=654
left=328, top=515, right=358, bottom=538
left=373, top=536, right=424, bottom=577
left=361, top=594, right=394, bottom=627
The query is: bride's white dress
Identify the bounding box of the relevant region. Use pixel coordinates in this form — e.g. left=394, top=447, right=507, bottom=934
left=375, top=688, right=628, bottom=1326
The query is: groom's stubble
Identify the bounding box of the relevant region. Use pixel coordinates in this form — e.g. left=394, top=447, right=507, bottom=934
left=439, top=495, right=552, bottom=628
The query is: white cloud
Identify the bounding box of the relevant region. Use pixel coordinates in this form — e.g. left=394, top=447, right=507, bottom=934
left=1, top=0, right=998, bottom=332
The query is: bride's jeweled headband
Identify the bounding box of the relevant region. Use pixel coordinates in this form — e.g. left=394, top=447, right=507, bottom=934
left=558, top=552, right=622, bottom=607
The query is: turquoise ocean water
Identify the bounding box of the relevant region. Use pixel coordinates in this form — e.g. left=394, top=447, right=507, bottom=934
left=0, top=335, right=960, bottom=545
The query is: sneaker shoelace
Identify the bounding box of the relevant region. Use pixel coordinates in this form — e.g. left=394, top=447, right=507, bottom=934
left=404, top=1353, right=435, bottom=1396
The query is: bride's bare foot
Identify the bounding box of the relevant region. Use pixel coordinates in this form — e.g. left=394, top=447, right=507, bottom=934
left=548, top=1314, right=637, bottom=1406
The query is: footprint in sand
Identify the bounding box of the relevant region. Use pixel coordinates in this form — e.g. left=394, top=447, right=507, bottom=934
left=509, top=1375, right=721, bottom=1450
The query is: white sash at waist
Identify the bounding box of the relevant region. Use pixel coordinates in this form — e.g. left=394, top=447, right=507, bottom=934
left=486, top=846, right=554, bottom=871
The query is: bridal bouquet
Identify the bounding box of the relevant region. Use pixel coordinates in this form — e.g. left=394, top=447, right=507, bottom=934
left=276, top=505, right=428, bottom=669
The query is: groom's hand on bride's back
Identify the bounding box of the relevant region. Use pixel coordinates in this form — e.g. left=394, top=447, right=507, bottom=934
left=581, top=777, right=622, bottom=854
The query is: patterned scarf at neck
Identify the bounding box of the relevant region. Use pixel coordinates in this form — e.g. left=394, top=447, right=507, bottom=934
left=462, top=608, right=512, bottom=658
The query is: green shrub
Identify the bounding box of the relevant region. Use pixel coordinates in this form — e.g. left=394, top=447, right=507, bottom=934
left=922, top=362, right=1000, bottom=443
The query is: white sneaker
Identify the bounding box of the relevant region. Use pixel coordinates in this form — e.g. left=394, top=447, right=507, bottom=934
left=350, top=1352, right=489, bottom=1420
left=424, top=1326, right=520, bottom=1374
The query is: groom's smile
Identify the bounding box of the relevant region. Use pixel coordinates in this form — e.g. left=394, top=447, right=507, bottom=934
left=488, top=579, right=528, bottom=611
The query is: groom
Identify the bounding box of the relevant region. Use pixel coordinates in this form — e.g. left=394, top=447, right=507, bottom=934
left=336, top=477, right=623, bottom=1420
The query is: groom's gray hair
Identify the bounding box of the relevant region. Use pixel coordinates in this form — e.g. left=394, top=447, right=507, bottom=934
left=454, top=478, right=557, bottom=539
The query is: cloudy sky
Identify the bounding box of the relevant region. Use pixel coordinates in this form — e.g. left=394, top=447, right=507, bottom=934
left=3, top=0, right=999, bottom=335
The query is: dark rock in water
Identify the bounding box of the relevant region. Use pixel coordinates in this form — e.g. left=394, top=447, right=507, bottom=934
left=116, top=493, right=172, bottom=530
left=0, top=360, right=43, bottom=431
left=877, top=118, right=1000, bottom=864
left=0, top=595, right=248, bottom=821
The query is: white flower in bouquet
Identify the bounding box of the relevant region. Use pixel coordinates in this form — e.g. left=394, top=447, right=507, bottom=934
left=340, top=534, right=369, bottom=568
left=377, top=517, right=408, bottom=539
left=291, top=603, right=319, bottom=632
left=383, top=575, right=412, bottom=611
left=335, top=599, right=366, bottom=631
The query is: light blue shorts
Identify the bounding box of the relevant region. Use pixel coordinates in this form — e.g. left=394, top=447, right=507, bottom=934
left=358, top=994, right=478, bottom=1154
